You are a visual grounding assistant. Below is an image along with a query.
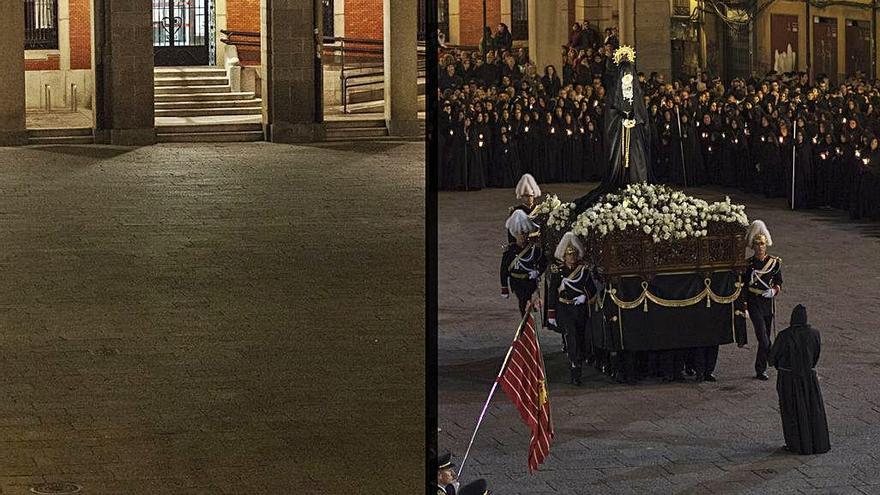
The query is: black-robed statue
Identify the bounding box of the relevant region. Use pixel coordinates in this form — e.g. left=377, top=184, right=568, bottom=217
left=574, top=45, right=654, bottom=212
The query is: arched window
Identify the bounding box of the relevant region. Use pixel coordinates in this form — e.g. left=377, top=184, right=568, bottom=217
left=511, top=0, right=528, bottom=41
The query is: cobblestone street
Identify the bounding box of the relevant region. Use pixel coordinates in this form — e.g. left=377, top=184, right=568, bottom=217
left=439, top=183, right=880, bottom=494
left=0, top=141, right=424, bottom=494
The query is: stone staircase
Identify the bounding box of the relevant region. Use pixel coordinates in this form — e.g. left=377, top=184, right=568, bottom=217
left=154, top=66, right=264, bottom=142
left=323, top=117, right=425, bottom=142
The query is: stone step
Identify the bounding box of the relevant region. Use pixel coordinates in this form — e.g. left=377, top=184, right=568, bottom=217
left=157, top=130, right=265, bottom=143
left=324, top=127, right=389, bottom=140
left=155, top=99, right=262, bottom=110
left=156, top=122, right=263, bottom=134
left=28, top=136, right=95, bottom=145
left=28, top=127, right=93, bottom=138
left=155, top=76, right=229, bottom=87
left=154, top=67, right=227, bottom=78
left=156, top=85, right=232, bottom=94
left=324, top=118, right=386, bottom=129
left=154, top=107, right=263, bottom=117
left=346, top=94, right=426, bottom=114
left=155, top=91, right=256, bottom=102
left=348, top=78, right=426, bottom=104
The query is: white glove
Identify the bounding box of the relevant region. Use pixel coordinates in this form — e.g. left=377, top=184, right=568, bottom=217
left=528, top=270, right=540, bottom=280
left=501, top=294, right=509, bottom=299
left=548, top=318, right=557, bottom=326
left=762, top=288, right=777, bottom=298
left=573, top=295, right=587, bottom=305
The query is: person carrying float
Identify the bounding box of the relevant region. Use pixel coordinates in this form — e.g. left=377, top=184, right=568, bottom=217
left=500, top=210, right=547, bottom=316
left=743, top=219, right=783, bottom=381
left=545, top=232, right=597, bottom=386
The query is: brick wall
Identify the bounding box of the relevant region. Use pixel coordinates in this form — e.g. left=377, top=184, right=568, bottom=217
left=25, top=55, right=61, bottom=71
left=459, top=0, right=500, bottom=46
left=345, top=0, right=384, bottom=39
left=227, top=0, right=262, bottom=65
left=69, top=0, right=91, bottom=69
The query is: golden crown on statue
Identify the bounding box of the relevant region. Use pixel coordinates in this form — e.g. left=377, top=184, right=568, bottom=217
left=613, top=45, right=636, bottom=65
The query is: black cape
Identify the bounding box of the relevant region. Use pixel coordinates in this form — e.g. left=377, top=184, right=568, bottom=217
left=573, top=59, right=653, bottom=213
left=768, top=305, right=830, bottom=455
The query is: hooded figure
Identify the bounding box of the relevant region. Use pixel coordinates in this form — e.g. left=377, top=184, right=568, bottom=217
left=573, top=46, right=653, bottom=212
left=768, top=305, right=831, bottom=455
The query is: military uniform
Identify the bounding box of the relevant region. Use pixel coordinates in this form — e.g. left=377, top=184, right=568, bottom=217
left=546, top=263, right=597, bottom=385
left=500, top=240, right=547, bottom=315
left=744, top=254, right=784, bottom=376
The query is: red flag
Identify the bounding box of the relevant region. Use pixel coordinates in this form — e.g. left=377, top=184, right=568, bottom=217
left=498, top=312, right=554, bottom=472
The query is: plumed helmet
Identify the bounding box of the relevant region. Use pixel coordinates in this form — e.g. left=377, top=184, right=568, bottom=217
left=515, top=173, right=541, bottom=198
left=506, top=209, right=538, bottom=237
left=747, top=219, right=772, bottom=248
left=554, top=231, right=585, bottom=261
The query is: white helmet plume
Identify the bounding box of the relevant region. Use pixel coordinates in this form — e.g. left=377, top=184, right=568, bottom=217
left=506, top=209, right=538, bottom=237
left=554, top=232, right=585, bottom=261
left=746, top=220, right=772, bottom=247
left=515, top=174, right=541, bottom=199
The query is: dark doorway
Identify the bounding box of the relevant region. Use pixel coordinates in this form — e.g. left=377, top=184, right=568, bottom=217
left=153, top=0, right=211, bottom=66
left=845, top=19, right=870, bottom=78
left=323, top=0, right=334, bottom=38
left=812, top=16, right=838, bottom=83
left=769, top=14, right=798, bottom=73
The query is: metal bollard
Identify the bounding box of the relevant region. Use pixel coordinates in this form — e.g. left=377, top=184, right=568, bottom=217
left=70, top=83, right=78, bottom=113
left=44, top=85, right=52, bottom=112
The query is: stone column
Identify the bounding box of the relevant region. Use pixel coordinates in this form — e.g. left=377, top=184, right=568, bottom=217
left=528, top=0, right=567, bottom=72
left=93, top=0, right=156, bottom=145
left=448, top=0, right=461, bottom=45
left=500, top=0, right=512, bottom=31
left=384, top=0, right=420, bottom=136
left=0, top=0, right=27, bottom=145
left=261, top=0, right=324, bottom=143
left=618, top=0, right=634, bottom=46
left=634, top=0, right=671, bottom=79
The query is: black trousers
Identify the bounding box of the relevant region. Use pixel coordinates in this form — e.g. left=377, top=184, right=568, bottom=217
left=511, top=279, right=538, bottom=316
left=691, top=346, right=719, bottom=378
left=750, top=309, right=774, bottom=374
left=659, top=349, right=686, bottom=379
left=558, top=303, right=588, bottom=368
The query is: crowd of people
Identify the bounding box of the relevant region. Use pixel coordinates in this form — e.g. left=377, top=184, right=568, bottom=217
left=437, top=27, right=880, bottom=221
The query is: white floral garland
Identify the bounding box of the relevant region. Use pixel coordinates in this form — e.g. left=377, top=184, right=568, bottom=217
left=571, top=183, right=749, bottom=243
left=531, top=194, right=562, bottom=216
left=546, top=202, right=574, bottom=231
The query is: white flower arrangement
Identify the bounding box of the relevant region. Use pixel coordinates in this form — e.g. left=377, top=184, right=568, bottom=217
left=531, top=194, right=562, bottom=216
left=571, top=183, right=748, bottom=243
left=546, top=202, right=575, bottom=231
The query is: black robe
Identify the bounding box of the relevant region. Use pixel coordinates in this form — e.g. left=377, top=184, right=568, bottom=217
left=768, top=306, right=830, bottom=456
left=561, top=124, right=583, bottom=182
left=789, top=141, right=814, bottom=210
left=582, top=127, right=603, bottom=182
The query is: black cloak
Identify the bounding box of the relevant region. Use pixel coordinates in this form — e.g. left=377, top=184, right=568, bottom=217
left=768, top=305, right=831, bottom=456
left=573, top=58, right=653, bottom=212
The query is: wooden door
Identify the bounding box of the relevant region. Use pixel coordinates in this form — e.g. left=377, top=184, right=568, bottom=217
left=845, top=19, right=870, bottom=78
left=812, top=16, right=838, bottom=84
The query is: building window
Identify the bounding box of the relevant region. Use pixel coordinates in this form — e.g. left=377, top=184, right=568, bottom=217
left=438, top=0, right=449, bottom=40
left=322, top=0, right=334, bottom=38
left=511, top=0, right=528, bottom=41
left=673, top=0, right=690, bottom=17
left=24, top=0, right=59, bottom=50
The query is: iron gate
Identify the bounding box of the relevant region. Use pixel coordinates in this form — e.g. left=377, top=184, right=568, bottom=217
left=152, top=0, right=210, bottom=66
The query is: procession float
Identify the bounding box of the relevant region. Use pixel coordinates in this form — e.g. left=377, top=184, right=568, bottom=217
left=530, top=46, right=749, bottom=352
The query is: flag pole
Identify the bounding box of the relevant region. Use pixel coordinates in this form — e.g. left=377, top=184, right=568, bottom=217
left=458, top=301, right=533, bottom=479
left=531, top=305, right=553, bottom=433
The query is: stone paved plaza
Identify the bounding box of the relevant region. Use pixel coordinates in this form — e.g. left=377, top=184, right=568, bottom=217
left=439, top=183, right=880, bottom=495
left=0, top=141, right=424, bottom=494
